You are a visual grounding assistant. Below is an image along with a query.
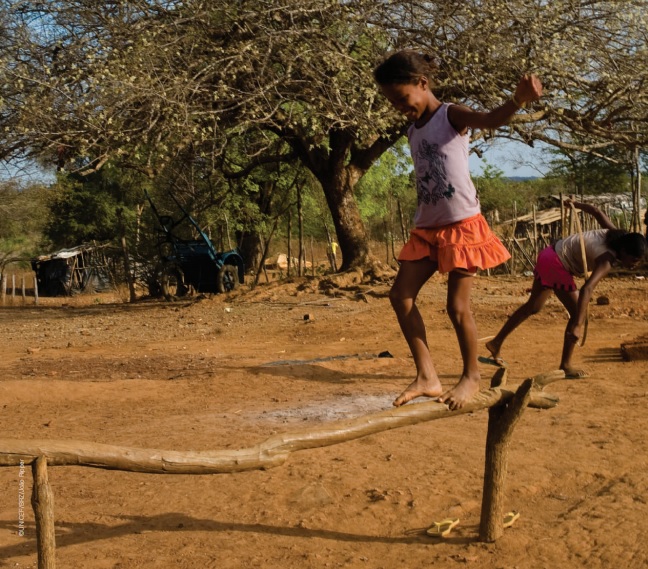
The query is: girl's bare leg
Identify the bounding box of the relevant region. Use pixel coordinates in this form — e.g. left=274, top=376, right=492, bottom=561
left=437, top=271, right=481, bottom=410
left=390, top=259, right=442, bottom=406
left=554, top=289, right=585, bottom=376
left=485, top=279, right=552, bottom=361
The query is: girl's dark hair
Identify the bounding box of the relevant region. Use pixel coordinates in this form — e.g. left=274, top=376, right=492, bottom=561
left=373, top=50, right=438, bottom=86
left=606, top=230, right=647, bottom=258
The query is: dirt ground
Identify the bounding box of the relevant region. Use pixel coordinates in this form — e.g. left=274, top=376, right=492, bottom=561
left=0, top=271, right=647, bottom=569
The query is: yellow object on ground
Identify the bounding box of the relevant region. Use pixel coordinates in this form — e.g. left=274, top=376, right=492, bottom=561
left=503, top=511, right=520, bottom=528
left=426, top=518, right=460, bottom=537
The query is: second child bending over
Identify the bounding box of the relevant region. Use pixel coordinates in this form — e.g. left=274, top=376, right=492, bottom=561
left=486, top=199, right=647, bottom=378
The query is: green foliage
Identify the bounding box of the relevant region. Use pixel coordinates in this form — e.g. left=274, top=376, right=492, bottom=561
left=45, top=176, right=118, bottom=247
left=544, top=148, right=630, bottom=196
left=0, top=180, right=48, bottom=240
left=355, top=138, right=415, bottom=238
left=44, top=165, right=149, bottom=249
left=473, top=161, right=566, bottom=220
left=0, top=180, right=49, bottom=266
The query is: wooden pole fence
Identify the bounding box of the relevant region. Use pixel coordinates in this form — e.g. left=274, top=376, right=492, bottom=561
left=1, top=370, right=566, bottom=567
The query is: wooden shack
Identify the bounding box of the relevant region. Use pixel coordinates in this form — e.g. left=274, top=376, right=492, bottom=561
left=31, top=242, right=113, bottom=296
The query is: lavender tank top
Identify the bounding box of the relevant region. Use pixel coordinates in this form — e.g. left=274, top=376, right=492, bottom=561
left=408, top=103, right=481, bottom=228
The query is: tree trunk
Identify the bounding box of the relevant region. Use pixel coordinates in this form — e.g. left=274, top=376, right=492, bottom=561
left=296, top=127, right=404, bottom=273
left=320, top=170, right=372, bottom=271
left=287, top=209, right=292, bottom=278
left=116, top=208, right=137, bottom=303
left=237, top=231, right=263, bottom=276
left=631, top=146, right=641, bottom=232
left=297, top=183, right=304, bottom=277
left=254, top=217, right=279, bottom=286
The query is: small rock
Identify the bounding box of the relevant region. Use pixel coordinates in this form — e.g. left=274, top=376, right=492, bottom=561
left=596, top=295, right=610, bottom=305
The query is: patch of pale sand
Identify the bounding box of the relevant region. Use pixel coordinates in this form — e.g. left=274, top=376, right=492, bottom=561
left=251, top=394, right=395, bottom=423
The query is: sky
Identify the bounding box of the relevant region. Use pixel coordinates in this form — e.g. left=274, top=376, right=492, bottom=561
left=469, top=139, right=549, bottom=179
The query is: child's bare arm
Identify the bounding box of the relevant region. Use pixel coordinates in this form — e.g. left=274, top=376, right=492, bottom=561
left=567, top=253, right=613, bottom=342
left=448, top=74, right=542, bottom=132
left=565, top=198, right=616, bottom=230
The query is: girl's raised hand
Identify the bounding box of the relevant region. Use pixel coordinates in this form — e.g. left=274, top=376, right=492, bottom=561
left=514, top=74, right=543, bottom=106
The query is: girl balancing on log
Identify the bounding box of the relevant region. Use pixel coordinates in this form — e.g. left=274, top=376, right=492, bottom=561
left=373, top=50, right=542, bottom=410
left=484, top=199, right=647, bottom=378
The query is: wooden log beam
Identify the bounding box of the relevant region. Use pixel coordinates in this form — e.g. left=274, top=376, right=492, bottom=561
left=0, top=384, right=559, bottom=475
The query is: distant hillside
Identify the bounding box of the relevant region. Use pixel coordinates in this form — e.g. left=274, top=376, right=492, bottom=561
left=505, top=176, right=540, bottom=182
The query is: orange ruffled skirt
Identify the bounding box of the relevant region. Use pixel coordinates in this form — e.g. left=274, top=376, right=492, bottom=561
left=398, top=214, right=510, bottom=273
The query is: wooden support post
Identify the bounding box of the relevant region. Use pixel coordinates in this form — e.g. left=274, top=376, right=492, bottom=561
left=479, top=375, right=533, bottom=542
left=34, top=273, right=39, bottom=305
left=512, top=238, right=535, bottom=271
left=511, top=202, right=518, bottom=276
left=21, top=276, right=26, bottom=304
left=1, top=272, right=6, bottom=305
left=532, top=205, right=538, bottom=259
left=560, top=192, right=566, bottom=239
left=31, top=457, right=56, bottom=569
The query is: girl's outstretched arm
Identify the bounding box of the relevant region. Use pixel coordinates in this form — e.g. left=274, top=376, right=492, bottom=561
left=564, top=198, right=616, bottom=230
left=567, top=253, right=613, bottom=343
left=447, top=74, right=542, bottom=133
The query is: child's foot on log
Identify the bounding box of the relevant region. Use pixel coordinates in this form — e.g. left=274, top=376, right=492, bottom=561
left=393, top=376, right=443, bottom=407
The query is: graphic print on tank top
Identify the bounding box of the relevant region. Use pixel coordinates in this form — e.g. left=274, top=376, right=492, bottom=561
left=415, top=139, right=456, bottom=206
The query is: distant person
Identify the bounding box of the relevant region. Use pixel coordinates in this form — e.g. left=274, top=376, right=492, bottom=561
left=328, top=241, right=339, bottom=272
left=373, top=50, right=542, bottom=410
left=484, top=199, right=647, bottom=378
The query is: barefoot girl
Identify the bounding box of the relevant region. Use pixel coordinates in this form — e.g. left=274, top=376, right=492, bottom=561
left=485, top=199, right=647, bottom=378
left=373, top=50, right=543, bottom=410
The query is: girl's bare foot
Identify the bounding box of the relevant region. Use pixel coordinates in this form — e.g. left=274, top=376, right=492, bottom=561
left=393, top=376, right=443, bottom=407
left=561, top=367, right=590, bottom=379
left=437, top=375, right=480, bottom=411
left=485, top=339, right=502, bottom=360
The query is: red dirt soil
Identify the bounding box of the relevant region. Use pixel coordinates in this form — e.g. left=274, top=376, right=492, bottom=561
left=1, top=273, right=647, bottom=568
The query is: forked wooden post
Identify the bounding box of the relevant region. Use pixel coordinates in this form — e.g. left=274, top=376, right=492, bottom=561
left=479, top=369, right=533, bottom=542
left=31, top=456, right=56, bottom=569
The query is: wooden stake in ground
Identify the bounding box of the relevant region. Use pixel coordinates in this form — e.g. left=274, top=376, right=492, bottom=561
left=479, top=370, right=533, bottom=542
left=34, top=271, right=39, bottom=305
left=31, top=456, right=56, bottom=569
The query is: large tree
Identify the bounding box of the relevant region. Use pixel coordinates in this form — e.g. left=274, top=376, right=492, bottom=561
left=1, top=1, right=647, bottom=269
